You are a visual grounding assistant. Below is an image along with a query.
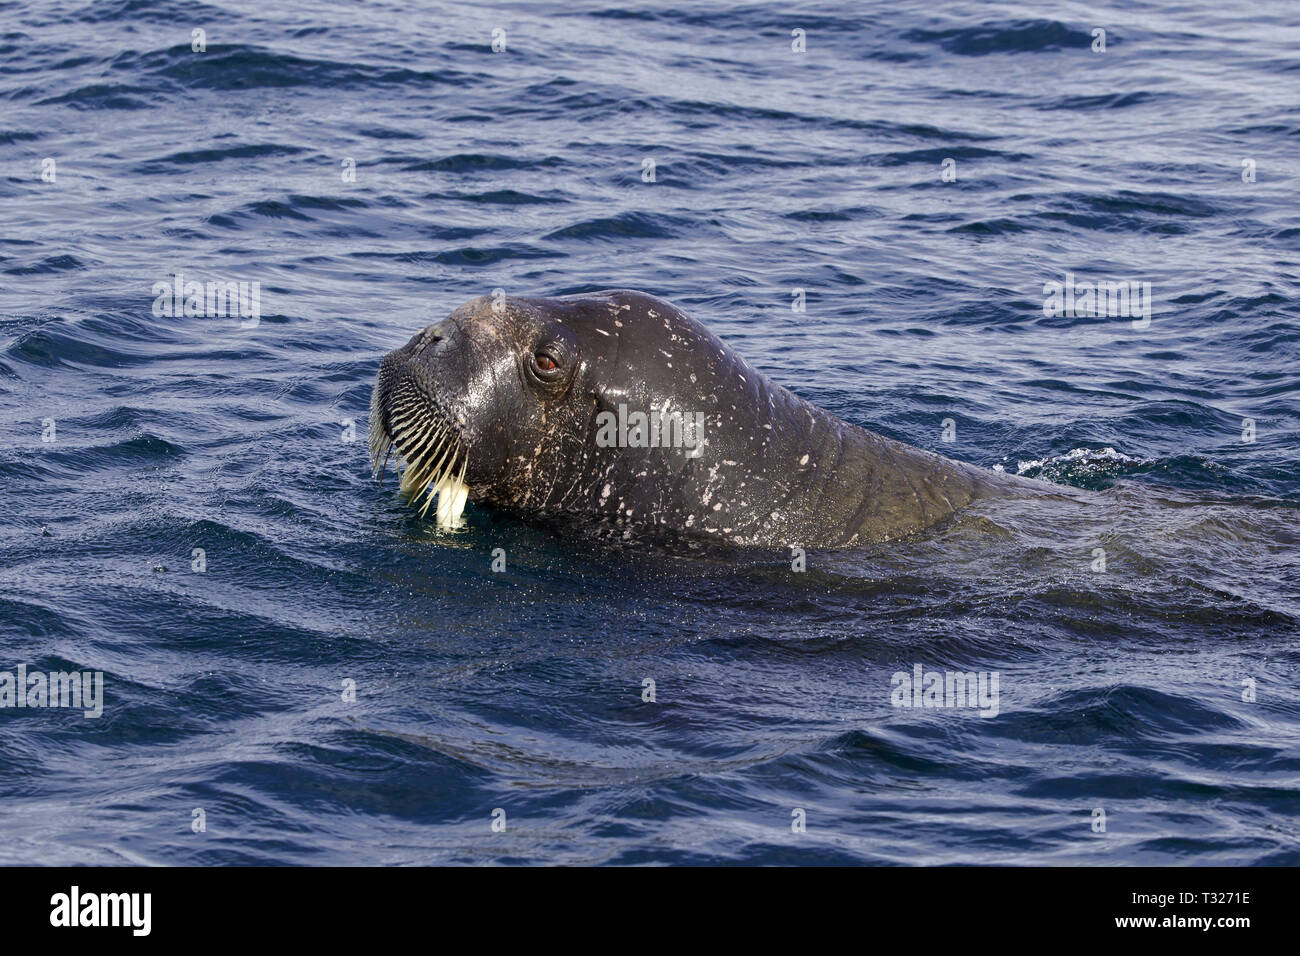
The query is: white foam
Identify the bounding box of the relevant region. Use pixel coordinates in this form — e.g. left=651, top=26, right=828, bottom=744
left=1015, top=446, right=1140, bottom=475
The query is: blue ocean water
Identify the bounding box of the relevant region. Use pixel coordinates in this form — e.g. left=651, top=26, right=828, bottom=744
left=1, top=0, right=1298, bottom=865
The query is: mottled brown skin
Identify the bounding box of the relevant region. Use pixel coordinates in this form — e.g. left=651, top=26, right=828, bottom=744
left=371, top=290, right=1037, bottom=548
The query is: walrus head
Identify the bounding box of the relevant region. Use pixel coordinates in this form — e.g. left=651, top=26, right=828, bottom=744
left=371, top=289, right=1002, bottom=546
left=370, top=289, right=750, bottom=535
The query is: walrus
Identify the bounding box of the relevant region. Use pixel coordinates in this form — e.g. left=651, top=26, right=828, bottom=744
left=368, top=290, right=1041, bottom=548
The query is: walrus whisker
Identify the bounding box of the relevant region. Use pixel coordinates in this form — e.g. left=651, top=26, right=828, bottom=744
left=454, top=446, right=467, bottom=489
left=398, top=414, right=442, bottom=449
left=401, top=427, right=448, bottom=494
left=376, top=439, right=394, bottom=487
left=417, top=481, right=439, bottom=519
left=403, top=433, right=447, bottom=497
left=411, top=456, right=442, bottom=504
left=416, top=440, right=458, bottom=518
left=417, top=455, right=448, bottom=519
left=397, top=419, right=438, bottom=458
left=390, top=416, right=432, bottom=453
left=421, top=440, right=460, bottom=513
left=369, top=422, right=393, bottom=479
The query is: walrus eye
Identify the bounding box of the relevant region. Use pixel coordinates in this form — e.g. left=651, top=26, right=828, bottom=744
left=527, top=340, right=570, bottom=385
left=530, top=346, right=566, bottom=381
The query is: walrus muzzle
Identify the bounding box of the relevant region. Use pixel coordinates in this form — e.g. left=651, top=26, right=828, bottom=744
left=369, top=331, right=470, bottom=528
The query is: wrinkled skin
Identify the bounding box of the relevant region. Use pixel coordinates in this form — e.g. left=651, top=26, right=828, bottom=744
left=371, top=290, right=1040, bottom=548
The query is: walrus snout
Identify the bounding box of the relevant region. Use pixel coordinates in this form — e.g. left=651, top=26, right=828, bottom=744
left=368, top=333, right=472, bottom=528
left=372, top=317, right=467, bottom=441
left=407, top=316, right=459, bottom=359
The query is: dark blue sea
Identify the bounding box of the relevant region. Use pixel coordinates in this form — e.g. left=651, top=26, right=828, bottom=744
left=1, top=0, right=1297, bottom=866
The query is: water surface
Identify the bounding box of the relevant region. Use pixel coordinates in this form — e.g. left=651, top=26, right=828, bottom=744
left=1, top=0, right=1298, bottom=864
